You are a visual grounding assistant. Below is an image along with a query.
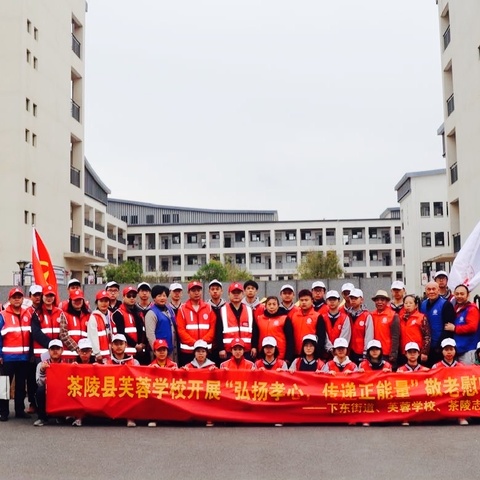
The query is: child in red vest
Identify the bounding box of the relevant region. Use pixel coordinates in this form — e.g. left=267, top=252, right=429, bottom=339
left=321, top=338, right=357, bottom=375
left=358, top=340, right=392, bottom=372
left=289, top=335, right=325, bottom=372
left=255, top=337, right=288, bottom=371
left=220, top=338, right=255, bottom=370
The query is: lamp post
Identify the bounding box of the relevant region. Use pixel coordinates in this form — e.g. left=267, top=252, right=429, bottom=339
left=17, top=260, right=28, bottom=286
left=91, top=264, right=99, bottom=285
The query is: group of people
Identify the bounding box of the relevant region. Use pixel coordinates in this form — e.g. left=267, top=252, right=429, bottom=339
left=1, top=270, right=479, bottom=427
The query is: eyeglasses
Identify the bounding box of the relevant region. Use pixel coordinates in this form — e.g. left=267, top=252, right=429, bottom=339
left=126, top=293, right=137, bottom=299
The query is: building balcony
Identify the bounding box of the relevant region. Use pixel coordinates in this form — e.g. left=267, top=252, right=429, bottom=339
left=70, top=234, right=80, bottom=253
left=95, top=251, right=105, bottom=259
left=72, top=33, right=81, bottom=57
left=95, top=223, right=105, bottom=233
left=250, top=262, right=271, bottom=270
left=71, top=99, right=80, bottom=122
left=127, top=244, right=143, bottom=250
left=70, top=166, right=81, bottom=188
left=107, top=232, right=117, bottom=241
left=107, top=255, right=117, bottom=264
left=118, top=235, right=126, bottom=245
left=326, top=237, right=336, bottom=246
left=84, top=219, right=93, bottom=228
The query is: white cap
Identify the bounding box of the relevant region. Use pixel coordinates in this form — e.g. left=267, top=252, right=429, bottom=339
left=434, top=270, right=448, bottom=279
left=105, top=281, right=120, bottom=289
left=262, top=336, right=277, bottom=347
left=476, top=342, right=480, bottom=350
left=333, top=338, right=349, bottom=349
left=311, top=281, right=326, bottom=290
left=326, top=290, right=340, bottom=300
left=302, top=334, right=318, bottom=344
left=48, top=339, right=63, bottom=349
left=78, top=338, right=93, bottom=350
left=193, top=339, right=208, bottom=350
left=405, top=342, right=420, bottom=352
left=29, top=284, right=43, bottom=295
left=366, top=339, right=382, bottom=350
left=341, top=282, right=355, bottom=292
left=441, top=338, right=456, bottom=348
left=349, top=288, right=364, bottom=298
left=208, top=279, right=223, bottom=288
left=169, top=282, right=183, bottom=291
left=137, top=282, right=151, bottom=290
left=391, top=281, right=405, bottom=290
left=280, top=284, right=295, bottom=293
left=68, top=278, right=81, bottom=287
left=111, top=333, right=127, bottom=343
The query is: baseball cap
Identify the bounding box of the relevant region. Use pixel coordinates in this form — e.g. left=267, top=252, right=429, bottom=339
left=188, top=281, right=203, bottom=291
left=111, top=333, right=127, bottom=343
left=122, top=286, right=138, bottom=296
left=326, top=290, right=340, bottom=300
left=95, top=290, right=109, bottom=301
left=405, top=342, right=420, bottom=352
left=8, top=287, right=24, bottom=298
left=434, top=270, right=448, bottom=279
left=42, top=285, right=56, bottom=296
left=48, top=339, right=63, bottom=349
left=78, top=338, right=93, bottom=350
left=105, top=281, right=120, bottom=290
left=441, top=338, right=456, bottom=348
left=69, top=289, right=84, bottom=300
left=29, top=285, right=43, bottom=295
left=137, top=282, right=151, bottom=291
left=341, top=283, right=355, bottom=292
left=302, top=334, right=318, bottom=344
left=311, top=281, right=326, bottom=290
left=262, top=336, right=277, bottom=347
left=228, top=282, right=244, bottom=293
left=231, top=337, right=245, bottom=349
left=349, top=288, right=364, bottom=298
left=153, top=339, right=169, bottom=350
left=391, top=281, right=405, bottom=290
left=68, top=278, right=81, bottom=287
left=366, top=339, right=382, bottom=350
left=208, top=279, right=223, bottom=288
left=333, top=338, right=349, bottom=349
left=280, top=284, right=295, bottom=293
left=169, top=282, right=183, bottom=291
left=193, top=339, right=208, bottom=350
left=372, top=290, right=390, bottom=300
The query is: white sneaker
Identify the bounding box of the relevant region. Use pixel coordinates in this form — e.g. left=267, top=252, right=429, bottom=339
left=33, top=419, right=45, bottom=427
left=126, top=420, right=136, bottom=428
left=458, top=418, right=469, bottom=426
left=401, top=422, right=410, bottom=426
left=274, top=423, right=283, bottom=427
left=205, top=421, right=214, bottom=427
left=362, top=423, right=370, bottom=427
left=147, top=421, right=157, bottom=428
left=72, top=419, right=82, bottom=427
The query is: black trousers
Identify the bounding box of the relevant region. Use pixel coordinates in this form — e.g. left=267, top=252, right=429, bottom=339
left=0, top=361, right=28, bottom=417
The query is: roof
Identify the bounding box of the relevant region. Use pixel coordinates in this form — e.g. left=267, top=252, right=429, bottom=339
left=84, top=158, right=111, bottom=195
left=394, top=169, right=446, bottom=191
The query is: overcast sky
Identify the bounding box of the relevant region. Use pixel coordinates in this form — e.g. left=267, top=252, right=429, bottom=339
left=85, top=1, right=443, bottom=221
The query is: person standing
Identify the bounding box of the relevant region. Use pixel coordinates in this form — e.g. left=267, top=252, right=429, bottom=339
left=242, top=280, right=265, bottom=317
left=168, top=283, right=184, bottom=316
left=206, top=279, right=226, bottom=312
left=390, top=281, right=406, bottom=317
left=278, top=284, right=297, bottom=315
left=105, top=281, right=122, bottom=313
left=323, top=290, right=352, bottom=358
left=136, top=282, right=153, bottom=318
left=311, top=281, right=328, bottom=316
left=347, top=289, right=374, bottom=365
left=434, top=271, right=454, bottom=301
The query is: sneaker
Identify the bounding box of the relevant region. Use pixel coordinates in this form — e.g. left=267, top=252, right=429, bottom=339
left=33, top=419, right=46, bottom=427
left=459, top=418, right=469, bottom=426
left=401, top=422, right=410, bottom=426
left=126, top=420, right=136, bottom=428
left=72, top=419, right=82, bottom=427
left=205, top=421, right=214, bottom=427
left=362, top=423, right=370, bottom=427
left=274, top=423, right=283, bottom=427
left=147, top=421, right=157, bottom=428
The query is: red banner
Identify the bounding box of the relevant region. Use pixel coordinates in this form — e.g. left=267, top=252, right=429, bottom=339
left=47, top=364, right=480, bottom=424
left=32, top=227, right=58, bottom=295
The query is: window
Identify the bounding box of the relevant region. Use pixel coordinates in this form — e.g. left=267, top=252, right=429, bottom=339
left=24, top=211, right=29, bottom=224
left=286, top=231, right=296, bottom=241
left=435, top=232, right=445, bottom=247
left=34, top=27, right=38, bottom=40
left=420, top=202, right=430, bottom=217
left=172, top=214, right=179, bottom=223
left=33, top=104, right=37, bottom=116
left=433, top=202, right=444, bottom=217
left=26, top=98, right=30, bottom=111
left=25, top=129, right=30, bottom=142
left=162, top=214, right=170, bottom=223
left=251, top=232, right=261, bottom=242
left=130, top=215, right=138, bottom=224
left=33, top=57, right=38, bottom=69
left=26, top=50, right=31, bottom=63
left=32, top=133, right=37, bottom=146
left=25, top=179, right=29, bottom=192
left=450, top=163, right=458, bottom=184
left=422, top=232, right=432, bottom=247
left=31, top=213, right=36, bottom=225
left=27, top=20, right=31, bottom=33
left=235, top=232, right=245, bottom=242
left=187, top=234, right=197, bottom=244
left=146, top=214, right=154, bottom=224
left=121, top=215, right=127, bottom=222
left=172, top=235, right=180, bottom=244
left=286, top=254, right=297, bottom=263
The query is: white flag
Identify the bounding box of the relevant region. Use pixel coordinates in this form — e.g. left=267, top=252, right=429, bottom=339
left=448, top=220, right=480, bottom=291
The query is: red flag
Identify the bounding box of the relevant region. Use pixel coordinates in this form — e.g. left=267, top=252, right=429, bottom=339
left=32, top=227, right=58, bottom=294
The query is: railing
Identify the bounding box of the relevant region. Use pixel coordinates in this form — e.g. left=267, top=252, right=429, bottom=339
left=325, top=237, right=336, bottom=246
left=443, top=25, right=450, bottom=50
left=71, top=99, right=80, bottom=121
left=447, top=94, right=455, bottom=116
left=453, top=233, right=461, bottom=253
left=95, top=250, right=105, bottom=259
left=95, top=223, right=105, bottom=233
left=70, top=234, right=80, bottom=253
left=107, top=232, right=117, bottom=241
left=70, top=166, right=80, bottom=187
left=84, top=247, right=93, bottom=255
left=127, top=244, right=143, bottom=250
left=72, top=33, right=81, bottom=57
left=84, top=219, right=93, bottom=228
left=118, top=236, right=126, bottom=244
left=450, top=163, right=458, bottom=184
left=107, top=255, right=117, bottom=264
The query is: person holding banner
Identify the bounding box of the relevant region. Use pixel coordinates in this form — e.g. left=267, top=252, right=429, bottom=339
left=322, top=337, right=357, bottom=375
left=358, top=340, right=392, bottom=372
left=220, top=338, right=255, bottom=370
left=149, top=339, right=177, bottom=369
left=87, top=290, right=116, bottom=363
left=289, top=334, right=325, bottom=372
left=444, top=284, right=480, bottom=365
left=397, top=342, right=429, bottom=373
left=255, top=337, right=288, bottom=371
left=183, top=340, right=216, bottom=371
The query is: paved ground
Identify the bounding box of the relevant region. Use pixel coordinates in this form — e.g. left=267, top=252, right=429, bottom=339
left=1, top=414, right=480, bottom=480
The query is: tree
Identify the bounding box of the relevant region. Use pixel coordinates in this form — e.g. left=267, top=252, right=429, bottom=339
left=297, top=250, right=344, bottom=280
left=192, top=259, right=253, bottom=282
left=104, top=260, right=143, bottom=283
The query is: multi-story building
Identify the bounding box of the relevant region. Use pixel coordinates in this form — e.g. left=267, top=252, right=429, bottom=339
left=435, top=0, right=480, bottom=251
left=395, top=169, right=451, bottom=294
left=108, top=199, right=403, bottom=283
left=0, top=1, right=126, bottom=286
